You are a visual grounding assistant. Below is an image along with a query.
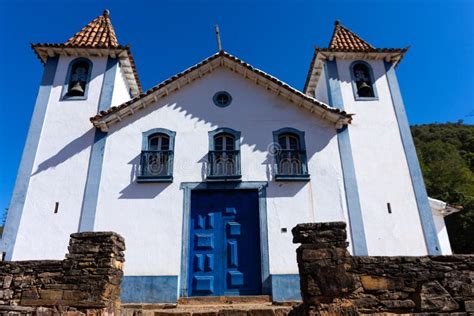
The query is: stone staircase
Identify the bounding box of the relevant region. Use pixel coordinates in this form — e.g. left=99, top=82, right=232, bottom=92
left=121, top=296, right=299, bottom=316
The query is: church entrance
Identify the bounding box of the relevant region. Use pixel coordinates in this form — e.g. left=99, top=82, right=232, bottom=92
left=188, top=189, right=262, bottom=296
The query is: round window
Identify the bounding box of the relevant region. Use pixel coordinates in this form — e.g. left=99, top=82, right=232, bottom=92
left=213, top=91, right=232, bottom=107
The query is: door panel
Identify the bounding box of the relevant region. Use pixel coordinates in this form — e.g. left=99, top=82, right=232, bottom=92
left=188, top=190, right=261, bottom=296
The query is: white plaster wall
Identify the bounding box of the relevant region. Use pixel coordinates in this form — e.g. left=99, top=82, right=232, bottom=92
left=314, top=66, right=329, bottom=104
left=336, top=59, right=427, bottom=255
left=433, top=214, right=452, bottom=255
left=94, top=68, right=349, bottom=276
left=11, top=56, right=108, bottom=260
left=111, top=64, right=131, bottom=107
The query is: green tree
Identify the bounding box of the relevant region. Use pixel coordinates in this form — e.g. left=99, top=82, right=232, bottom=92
left=412, top=123, right=474, bottom=253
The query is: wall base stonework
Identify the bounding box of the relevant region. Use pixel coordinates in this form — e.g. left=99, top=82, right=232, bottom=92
left=0, top=232, right=125, bottom=315
left=292, top=222, right=474, bottom=315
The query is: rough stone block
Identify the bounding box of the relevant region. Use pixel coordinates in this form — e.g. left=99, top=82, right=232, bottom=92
left=156, top=312, right=192, bottom=316
left=380, top=299, right=415, bottom=310
left=300, top=247, right=349, bottom=262
left=39, top=289, right=63, bottom=300
left=292, top=222, right=347, bottom=245
left=292, top=222, right=474, bottom=315
left=352, top=294, right=379, bottom=309
left=2, top=276, right=13, bottom=289
left=188, top=312, right=218, bottom=316
left=377, top=291, right=408, bottom=300
left=247, top=309, right=276, bottom=316
left=63, top=312, right=85, bottom=316
left=2, top=289, right=12, bottom=300
left=359, top=276, right=401, bottom=291
left=62, top=290, right=89, bottom=301
left=465, top=300, right=474, bottom=312
left=218, top=310, right=249, bottom=316
left=21, top=289, right=39, bottom=300
left=416, top=281, right=459, bottom=312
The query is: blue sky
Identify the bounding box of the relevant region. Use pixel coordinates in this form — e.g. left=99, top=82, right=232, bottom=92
left=0, top=0, right=473, bottom=214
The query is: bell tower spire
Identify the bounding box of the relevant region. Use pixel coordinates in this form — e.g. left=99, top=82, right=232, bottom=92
left=65, top=9, right=119, bottom=48
left=328, top=20, right=375, bottom=51
left=303, top=21, right=441, bottom=257
left=31, top=9, right=142, bottom=96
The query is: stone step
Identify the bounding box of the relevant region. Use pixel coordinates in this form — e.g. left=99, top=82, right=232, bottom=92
left=178, top=296, right=273, bottom=305
left=121, top=307, right=293, bottom=316
left=121, top=300, right=296, bottom=316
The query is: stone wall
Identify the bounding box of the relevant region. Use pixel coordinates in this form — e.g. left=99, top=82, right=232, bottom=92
left=0, top=232, right=125, bottom=315
left=292, top=222, right=474, bottom=315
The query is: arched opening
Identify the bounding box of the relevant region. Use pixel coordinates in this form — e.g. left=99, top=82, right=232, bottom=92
left=352, top=62, right=375, bottom=99
left=66, top=59, right=91, bottom=97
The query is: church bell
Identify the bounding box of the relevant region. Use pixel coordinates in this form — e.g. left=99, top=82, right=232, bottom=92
left=69, top=81, right=85, bottom=96
left=357, top=81, right=372, bottom=97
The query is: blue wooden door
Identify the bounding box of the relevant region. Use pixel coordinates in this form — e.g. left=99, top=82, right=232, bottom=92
left=188, top=190, right=261, bottom=296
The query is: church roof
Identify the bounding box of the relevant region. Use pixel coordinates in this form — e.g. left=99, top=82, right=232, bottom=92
left=31, top=10, right=142, bottom=96
left=90, top=50, right=352, bottom=132
left=328, top=21, right=374, bottom=51
left=65, top=9, right=119, bottom=48
left=303, top=21, right=408, bottom=96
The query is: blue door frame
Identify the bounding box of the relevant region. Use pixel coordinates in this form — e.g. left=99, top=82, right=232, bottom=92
left=180, top=182, right=270, bottom=297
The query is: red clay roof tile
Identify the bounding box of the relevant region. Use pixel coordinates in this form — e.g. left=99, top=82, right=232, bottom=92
left=65, top=9, right=119, bottom=48
left=328, top=20, right=374, bottom=51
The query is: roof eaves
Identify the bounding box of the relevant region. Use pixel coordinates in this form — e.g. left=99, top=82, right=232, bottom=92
left=315, top=47, right=408, bottom=54
left=303, top=47, right=318, bottom=95
left=315, top=47, right=409, bottom=67
left=90, top=51, right=352, bottom=130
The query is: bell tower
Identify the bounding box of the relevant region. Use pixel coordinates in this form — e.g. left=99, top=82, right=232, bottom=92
left=1, top=10, right=141, bottom=260
left=304, top=21, right=441, bottom=256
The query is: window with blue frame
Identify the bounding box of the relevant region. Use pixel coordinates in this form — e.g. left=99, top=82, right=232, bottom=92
left=350, top=61, right=378, bottom=101
left=137, top=128, right=176, bottom=182
left=207, top=128, right=241, bottom=180
left=62, top=58, right=93, bottom=100
left=273, top=128, right=309, bottom=181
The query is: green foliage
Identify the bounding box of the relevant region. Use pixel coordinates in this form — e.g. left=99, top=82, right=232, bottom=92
left=411, top=122, right=474, bottom=253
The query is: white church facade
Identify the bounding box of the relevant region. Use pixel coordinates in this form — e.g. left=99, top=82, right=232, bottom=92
left=1, top=11, right=457, bottom=303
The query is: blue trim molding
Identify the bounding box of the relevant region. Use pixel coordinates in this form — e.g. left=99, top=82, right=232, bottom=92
left=271, top=274, right=301, bottom=301
left=384, top=61, right=441, bottom=255
left=78, top=57, right=118, bottom=232
left=60, top=57, right=93, bottom=101
left=325, top=59, right=368, bottom=256
left=272, top=128, right=307, bottom=149
left=208, top=127, right=241, bottom=151
left=349, top=60, right=378, bottom=101
left=121, top=276, right=178, bottom=303
left=1, top=56, right=59, bottom=260
left=179, top=181, right=270, bottom=297
left=142, top=128, right=176, bottom=150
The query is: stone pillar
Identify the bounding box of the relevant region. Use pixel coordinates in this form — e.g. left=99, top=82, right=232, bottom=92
left=292, top=222, right=357, bottom=315
left=292, top=221, right=474, bottom=315
left=0, top=231, right=125, bottom=315
left=63, top=232, right=125, bottom=312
